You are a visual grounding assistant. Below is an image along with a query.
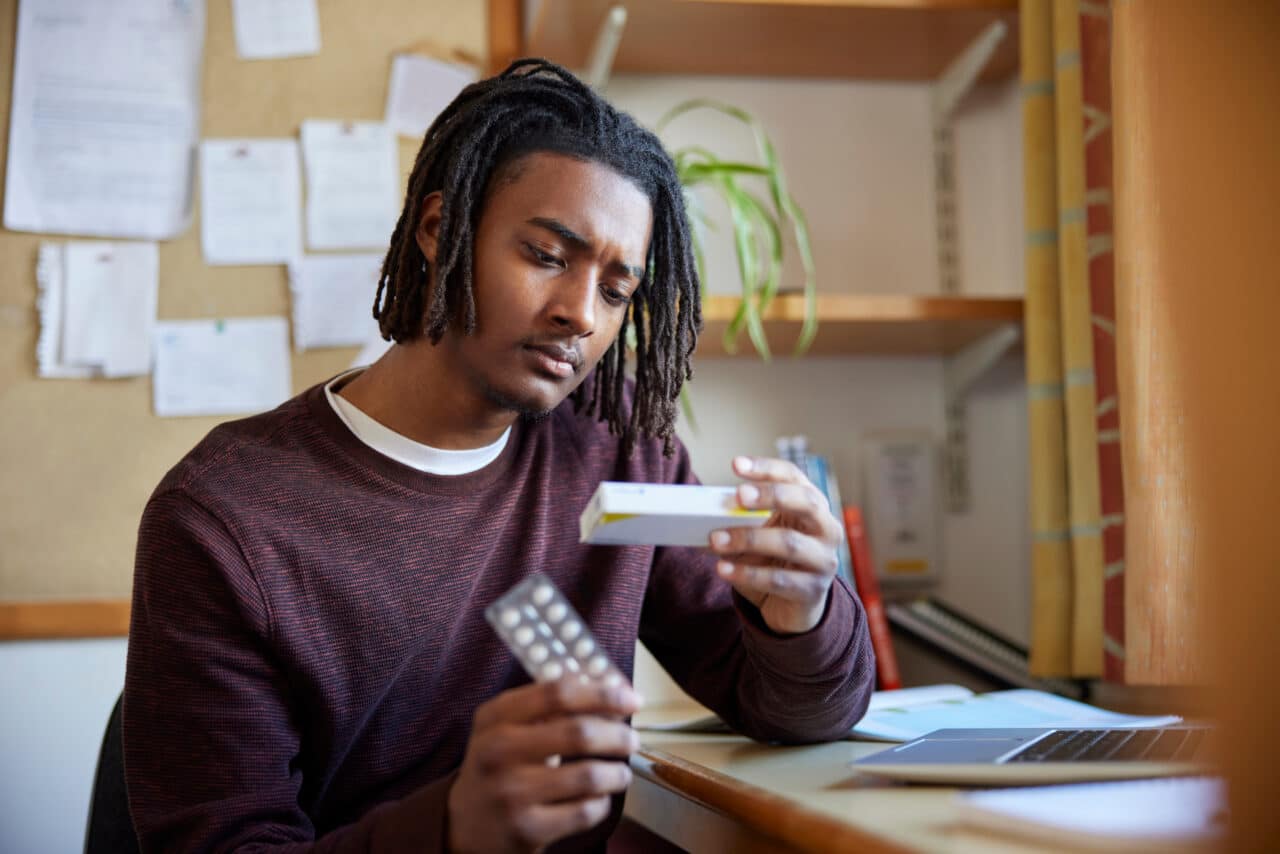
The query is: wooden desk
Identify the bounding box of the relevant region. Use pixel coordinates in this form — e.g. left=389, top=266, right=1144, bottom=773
left=624, top=728, right=1047, bottom=853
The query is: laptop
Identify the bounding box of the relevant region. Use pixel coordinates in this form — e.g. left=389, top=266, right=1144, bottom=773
left=853, top=726, right=1212, bottom=785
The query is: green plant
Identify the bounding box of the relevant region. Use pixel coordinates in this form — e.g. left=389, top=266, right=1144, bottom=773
left=657, top=99, right=818, bottom=360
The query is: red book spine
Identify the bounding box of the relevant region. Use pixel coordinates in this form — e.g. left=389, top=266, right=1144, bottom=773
left=843, top=505, right=902, bottom=690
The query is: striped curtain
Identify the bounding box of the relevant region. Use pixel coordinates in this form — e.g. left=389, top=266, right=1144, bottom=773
left=1020, top=0, right=1121, bottom=679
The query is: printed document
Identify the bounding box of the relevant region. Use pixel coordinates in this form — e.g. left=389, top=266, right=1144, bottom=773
left=36, top=241, right=158, bottom=379
left=231, top=0, right=321, bottom=60
left=153, top=317, right=292, bottom=417
left=3, top=0, right=204, bottom=239
left=288, top=253, right=383, bottom=350
left=300, top=120, right=399, bottom=251
left=384, top=54, right=478, bottom=139
left=200, top=140, right=303, bottom=266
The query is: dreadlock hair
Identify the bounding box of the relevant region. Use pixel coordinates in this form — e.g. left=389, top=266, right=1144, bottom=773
left=372, top=58, right=701, bottom=457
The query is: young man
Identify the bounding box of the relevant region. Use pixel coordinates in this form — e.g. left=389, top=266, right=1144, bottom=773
left=124, top=60, right=873, bottom=852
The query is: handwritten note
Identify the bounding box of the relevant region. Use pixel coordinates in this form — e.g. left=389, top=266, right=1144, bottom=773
left=36, top=241, right=158, bottom=379
left=4, top=0, right=204, bottom=239
left=231, top=0, right=321, bottom=60
left=300, top=120, right=399, bottom=251
left=200, top=139, right=303, bottom=265
left=384, top=53, right=478, bottom=139
left=152, top=318, right=292, bottom=417
left=288, top=253, right=383, bottom=350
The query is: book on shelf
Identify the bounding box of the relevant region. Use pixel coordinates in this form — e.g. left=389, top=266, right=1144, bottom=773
left=886, top=597, right=1084, bottom=698
left=843, top=505, right=902, bottom=690
left=776, top=435, right=856, bottom=594
left=635, top=683, right=1181, bottom=743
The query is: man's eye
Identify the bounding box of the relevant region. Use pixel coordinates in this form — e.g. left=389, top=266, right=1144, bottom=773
left=527, top=244, right=562, bottom=267
left=601, top=286, right=632, bottom=307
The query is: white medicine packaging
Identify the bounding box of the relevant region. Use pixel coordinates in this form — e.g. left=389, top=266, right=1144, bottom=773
left=863, top=434, right=941, bottom=583
left=579, top=482, right=770, bottom=548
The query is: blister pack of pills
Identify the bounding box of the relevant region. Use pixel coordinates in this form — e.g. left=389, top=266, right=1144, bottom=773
left=485, top=573, right=623, bottom=687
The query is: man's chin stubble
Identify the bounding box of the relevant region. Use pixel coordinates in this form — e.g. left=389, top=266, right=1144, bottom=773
left=481, top=382, right=555, bottom=423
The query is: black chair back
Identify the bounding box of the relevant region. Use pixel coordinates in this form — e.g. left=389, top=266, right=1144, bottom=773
left=84, top=695, right=140, bottom=854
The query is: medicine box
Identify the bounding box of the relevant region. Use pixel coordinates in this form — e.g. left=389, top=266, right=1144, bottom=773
left=579, top=482, right=770, bottom=547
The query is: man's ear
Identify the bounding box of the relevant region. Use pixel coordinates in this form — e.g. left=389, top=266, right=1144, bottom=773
left=414, top=191, right=444, bottom=265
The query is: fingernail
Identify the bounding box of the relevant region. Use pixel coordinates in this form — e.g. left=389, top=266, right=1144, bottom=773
left=734, top=456, right=753, bottom=472
left=717, top=560, right=734, bottom=577
left=739, top=485, right=759, bottom=505
left=710, top=530, right=730, bottom=549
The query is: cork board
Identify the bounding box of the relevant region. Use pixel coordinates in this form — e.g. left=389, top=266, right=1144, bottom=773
left=0, top=0, right=485, bottom=620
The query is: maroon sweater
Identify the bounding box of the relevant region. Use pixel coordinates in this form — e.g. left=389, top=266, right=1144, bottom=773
left=124, top=379, right=873, bottom=852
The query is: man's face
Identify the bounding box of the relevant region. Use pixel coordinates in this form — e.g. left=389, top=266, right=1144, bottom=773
left=421, top=152, right=653, bottom=419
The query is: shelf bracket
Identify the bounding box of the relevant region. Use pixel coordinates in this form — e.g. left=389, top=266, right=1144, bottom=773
left=942, top=323, right=1021, bottom=513
left=585, top=5, right=628, bottom=90
left=930, top=20, right=1008, bottom=295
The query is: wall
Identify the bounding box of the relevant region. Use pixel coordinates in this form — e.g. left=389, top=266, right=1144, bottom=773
left=0, top=70, right=1027, bottom=852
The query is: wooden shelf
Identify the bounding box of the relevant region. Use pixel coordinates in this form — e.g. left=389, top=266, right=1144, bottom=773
left=527, top=0, right=1019, bottom=81
left=697, top=293, right=1022, bottom=356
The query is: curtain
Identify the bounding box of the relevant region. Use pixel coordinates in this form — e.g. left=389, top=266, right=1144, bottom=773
left=1020, top=0, right=1120, bottom=678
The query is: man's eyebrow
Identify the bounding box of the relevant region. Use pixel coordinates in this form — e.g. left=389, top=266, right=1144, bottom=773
left=527, top=217, right=646, bottom=281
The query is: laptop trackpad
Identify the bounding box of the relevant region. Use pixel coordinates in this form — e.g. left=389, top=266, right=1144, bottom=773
left=888, top=737, right=1025, bottom=762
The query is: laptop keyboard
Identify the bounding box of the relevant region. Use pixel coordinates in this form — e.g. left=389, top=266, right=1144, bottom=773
left=1006, top=728, right=1207, bottom=763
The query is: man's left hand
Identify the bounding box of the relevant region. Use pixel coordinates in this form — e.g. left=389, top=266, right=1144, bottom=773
left=708, top=455, right=843, bottom=635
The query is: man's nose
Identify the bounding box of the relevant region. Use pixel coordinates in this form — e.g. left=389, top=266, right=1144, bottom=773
left=548, top=269, right=597, bottom=337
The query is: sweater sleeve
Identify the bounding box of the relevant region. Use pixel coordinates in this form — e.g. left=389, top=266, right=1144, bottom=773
left=636, top=445, right=875, bottom=744
left=124, top=489, right=454, bottom=853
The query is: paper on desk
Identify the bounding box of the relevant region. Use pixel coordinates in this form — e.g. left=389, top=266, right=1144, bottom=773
left=231, top=0, right=321, bottom=60
left=350, top=334, right=393, bottom=369
left=959, top=777, right=1226, bottom=851
left=3, top=0, right=204, bottom=239
left=153, top=317, right=292, bottom=417
left=635, top=685, right=1182, bottom=743
left=200, top=140, right=303, bottom=266
left=300, top=121, right=398, bottom=251
left=288, top=253, right=383, bottom=350
left=36, top=241, right=159, bottom=379
left=854, top=689, right=1182, bottom=742
left=384, top=53, right=478, bottom=138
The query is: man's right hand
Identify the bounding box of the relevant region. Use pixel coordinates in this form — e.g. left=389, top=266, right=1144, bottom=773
left=446, top=679, right=643, bottom=853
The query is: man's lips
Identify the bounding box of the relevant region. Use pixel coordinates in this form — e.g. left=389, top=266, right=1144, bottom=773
left=524, top=343, right=582, bottom=379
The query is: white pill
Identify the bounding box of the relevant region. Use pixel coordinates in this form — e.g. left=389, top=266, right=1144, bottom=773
left=533, top=584, right=553, bottom=605
left=514, top=626, right=535, bottom=646
left=529, top=643, right=548, bottom=663
left=546, top=602, right=567, bottom=622
left=500, top=608, right=520, bottom=628
left=565, top=657, right=580, bottom=672
left=559, top=620, right=582, bottom=641
left=541, top=661, right=563, bottom=681
left=588, top=655, right=609, bottom=675
left=574, top=638, right=595, bottom=658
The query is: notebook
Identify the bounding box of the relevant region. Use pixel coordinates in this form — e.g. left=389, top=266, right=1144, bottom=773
left=635, top=684, right=1180, bottom=743
left=957, top=777, right=1226, bottom=851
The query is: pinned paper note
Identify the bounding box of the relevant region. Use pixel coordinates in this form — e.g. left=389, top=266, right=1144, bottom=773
left=4, top=0, right=204, bottom=239
left=200, top=140, right=303, bottom=265
left=288, top=254, right=383, bottom=350
left=300, top=121, right=398, bottom=251
left=152, top=317, right=292, bottom=417
left=36, top=241, right=159, bottom=379
left=384, top=53, right=478, bottom=139
left=231, top=0, right=321, bottom=60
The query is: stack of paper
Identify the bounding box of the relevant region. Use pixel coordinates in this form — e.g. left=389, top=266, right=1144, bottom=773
left=958, top=777, right=1226, bottom=851
left=635, top=684, right=1181, bottom=743
left=200, top=139, right=303, bottom=266
left=288, top=254, right=383, bottom=350
left=36, top=241, right=159, bottom=379
left=300, top=120, right=398, bottom=251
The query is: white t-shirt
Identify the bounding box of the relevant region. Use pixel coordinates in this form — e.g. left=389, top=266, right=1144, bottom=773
left=324, top=370, right=509, bottom=475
